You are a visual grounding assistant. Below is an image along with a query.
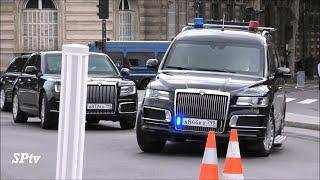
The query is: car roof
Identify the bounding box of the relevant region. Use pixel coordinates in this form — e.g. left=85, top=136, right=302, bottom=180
left=39, top=51, right=106, bottom=56
left=20, top=55, right=31, bottom=59
left=175, top=29, right=266, bottom=46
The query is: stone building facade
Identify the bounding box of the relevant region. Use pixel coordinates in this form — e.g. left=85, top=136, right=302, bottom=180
left=1, top=0, right=319, bottom=77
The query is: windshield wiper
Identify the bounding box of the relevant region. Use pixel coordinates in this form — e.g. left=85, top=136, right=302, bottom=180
left=194, top=68, right=236, bottom=74
left=165, top=66, right=192, bottom=70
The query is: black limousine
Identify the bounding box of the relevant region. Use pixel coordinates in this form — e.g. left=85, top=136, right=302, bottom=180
left=136, top=19, right=290, bottom=156
left=12, top=51, right=137, bottom=129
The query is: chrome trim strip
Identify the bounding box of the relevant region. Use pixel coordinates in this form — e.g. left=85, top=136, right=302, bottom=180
left=143, top=106, right=168, bottom=112
left=230, top=105, right=268, bottom=108
left=231, top=126, right=266, bottom=129
left=174, top=89, right=230, bottom=133
left=237, top=129, right=260, bottom=132
left=86, top=81, right=116, bottom=86
left=50, top=110, right=59, bottom=113
left=118, top=102, right=137, bottom=114
left=142, top=117, right=168, bottom=122
left=144, top=120, right=168, bottom=126
left=229, top=115, right=266, bottom=129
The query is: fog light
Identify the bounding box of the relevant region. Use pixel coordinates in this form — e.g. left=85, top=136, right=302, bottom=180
left=165, top=110, right=171, bottom=122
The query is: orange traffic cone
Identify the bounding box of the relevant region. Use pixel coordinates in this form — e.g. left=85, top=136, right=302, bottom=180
left=222, top=129, right=243, bottom=179
left=199, top=131, right=219, bottom=180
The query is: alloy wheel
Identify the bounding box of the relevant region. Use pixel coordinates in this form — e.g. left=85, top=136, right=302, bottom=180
left=12, top=94, right=18, bottom=119
left=0, top=90, right=5, bottom=109
left=41, top=97, right=45, bottom=125
left=263, top=117, right=275, bottom=151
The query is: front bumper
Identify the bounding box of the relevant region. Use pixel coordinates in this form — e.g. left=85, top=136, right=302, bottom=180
left=140, top=97, right=269, bottom=142
left=47, top=95, right=137, bottom=120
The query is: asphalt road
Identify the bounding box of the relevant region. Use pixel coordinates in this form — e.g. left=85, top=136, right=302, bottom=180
left=1, top=108, right=319, bottom=179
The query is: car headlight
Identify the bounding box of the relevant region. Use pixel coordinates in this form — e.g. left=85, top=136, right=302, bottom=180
left=54, top=84, right=60, bottom=92
left=236, top=97, right=268, bottom=106
left=145, top=89, right=170, bottom=100
left=120, top=86, right=136, bottom=96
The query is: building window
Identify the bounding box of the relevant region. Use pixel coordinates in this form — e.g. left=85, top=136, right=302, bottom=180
left=118, top=0, right=134, bottom=40
left=23, top=0, right=58, bottom=51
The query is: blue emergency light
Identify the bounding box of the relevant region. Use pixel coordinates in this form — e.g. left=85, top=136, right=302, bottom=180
left=176, top=116, right=181, bottom=126
left=174, top=114, right=184, bottom=129
left=194, top=18, right=204, bottom=28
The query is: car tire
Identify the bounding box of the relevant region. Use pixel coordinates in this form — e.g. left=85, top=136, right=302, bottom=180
left=254, top=112, right=275, bottom=157
left=0, top=88, right=11, bottom=112
left=120, top=115, right=136, bottom=129
left=274, top=105, right=286, bottom=147
left=140, top=79, right=150, bottom=90
left=12, top=91, right=28, bottom=123
left=136, top=111, right=166, bottom=152
left=40, top=93, right=57, bottom=129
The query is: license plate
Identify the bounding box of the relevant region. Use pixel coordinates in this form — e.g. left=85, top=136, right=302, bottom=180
left=182, top=118, right=217, bottom=128
left=87, top=103, right=113, bottom=110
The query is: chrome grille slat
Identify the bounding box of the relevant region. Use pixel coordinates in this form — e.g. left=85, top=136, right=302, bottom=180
left=86, top=85, right=116, bottom=114
left=175, top=90, right=230, bottom=133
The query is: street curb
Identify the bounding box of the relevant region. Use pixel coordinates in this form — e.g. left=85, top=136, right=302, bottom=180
left=285, top=121, right=320, bottom=131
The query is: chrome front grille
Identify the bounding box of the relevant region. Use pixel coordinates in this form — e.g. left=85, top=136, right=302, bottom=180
left=86, top=85, right=116, bottom=114
left=175, top=89, right=230, bottom=133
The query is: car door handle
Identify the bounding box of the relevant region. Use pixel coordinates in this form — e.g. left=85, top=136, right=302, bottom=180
left=27, top=79, right=31, bottom=82
left=278, top=86, right=283, bottom=90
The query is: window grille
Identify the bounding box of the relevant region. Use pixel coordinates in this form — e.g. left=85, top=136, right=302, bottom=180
left=23, top=0, right=58, bottom=51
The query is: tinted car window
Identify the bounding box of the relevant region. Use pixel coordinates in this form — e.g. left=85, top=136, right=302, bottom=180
left=24, top=55, right=40, bottom=72
left=127, top=52, right=155, bottom=67
left=164, top=41, right=265, bottom=76
left=88, top=54, right=118, bottom=75
left=7, top=57, right=28, bottom=73
left=44, top=54, right=118, bottom=76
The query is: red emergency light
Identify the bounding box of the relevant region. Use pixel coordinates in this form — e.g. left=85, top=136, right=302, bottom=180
left=248, top=21, right=260, bottom=31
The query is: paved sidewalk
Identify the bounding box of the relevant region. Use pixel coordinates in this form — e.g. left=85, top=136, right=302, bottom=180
left=284, top=79, right=319, bottom=131
left=284, top=79, right=319, bottom=91
left=285, top=112, right=319, bottom=131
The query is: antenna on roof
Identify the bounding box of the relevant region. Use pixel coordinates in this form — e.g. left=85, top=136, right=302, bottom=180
left=222, top=14, right=225, bottom=31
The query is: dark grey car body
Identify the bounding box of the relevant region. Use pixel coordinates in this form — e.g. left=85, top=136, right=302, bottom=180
left=0, top=55, right=29, bottom=111
left=12, top=51, right=137, bottom=129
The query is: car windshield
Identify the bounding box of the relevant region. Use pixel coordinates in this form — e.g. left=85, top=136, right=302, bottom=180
left=44, top=53, right=119, bottom=76
left=163, top=41, right=265, bottom=76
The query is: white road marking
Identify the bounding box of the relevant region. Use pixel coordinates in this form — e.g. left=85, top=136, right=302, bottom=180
left=286, top=98, right=296, bottom=103
left=297, top=99, right=318, bottom=104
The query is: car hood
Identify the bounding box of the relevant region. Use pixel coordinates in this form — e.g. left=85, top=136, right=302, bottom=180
left=41, top=74, right=124, bottom=84
left=149, top=71, right=269, bottom=95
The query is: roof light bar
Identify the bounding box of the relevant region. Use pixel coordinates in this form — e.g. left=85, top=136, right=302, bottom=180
left=186, top=20, right=276, bottom=32
left=248, top=21, right=260, bottom=31
left=194, top=18, right=204, bottom=28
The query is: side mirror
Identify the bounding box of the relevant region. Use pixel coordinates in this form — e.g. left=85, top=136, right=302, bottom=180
left=276, top=67, right=291, bottom=77
left=25, top=66, right=38, bottom=75
left=120, top=68, right=130, bottom=76
left=146, top=59, right=159, bottom=69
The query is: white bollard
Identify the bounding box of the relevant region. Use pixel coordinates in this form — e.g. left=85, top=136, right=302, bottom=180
left=56, top=44, right=89, bottom=180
